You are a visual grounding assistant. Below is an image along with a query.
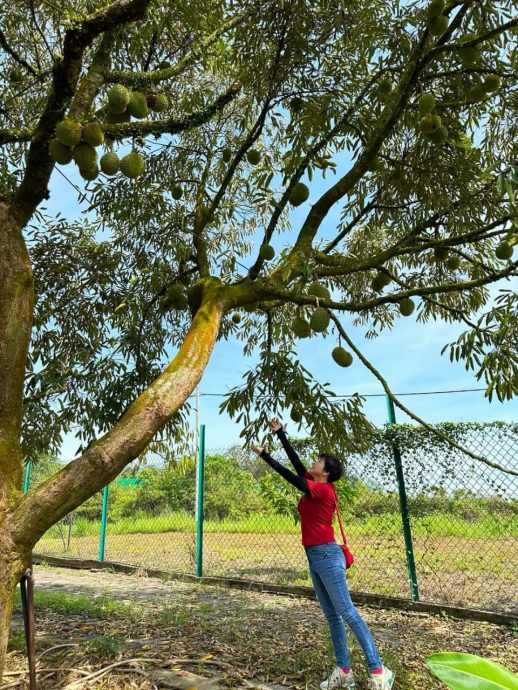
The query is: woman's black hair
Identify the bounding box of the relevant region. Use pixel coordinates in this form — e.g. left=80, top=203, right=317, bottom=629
left=319, top=453, right=344, bottom=483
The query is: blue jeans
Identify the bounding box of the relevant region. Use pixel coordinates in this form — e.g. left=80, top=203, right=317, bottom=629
left=305, top=542, right=382, bottom=671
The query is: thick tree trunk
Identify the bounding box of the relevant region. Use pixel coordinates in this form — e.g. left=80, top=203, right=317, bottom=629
left=0, top=528, right=27, bottom=685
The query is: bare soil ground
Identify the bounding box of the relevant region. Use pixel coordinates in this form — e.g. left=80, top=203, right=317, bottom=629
left=3, top=565, right=517, bottom=690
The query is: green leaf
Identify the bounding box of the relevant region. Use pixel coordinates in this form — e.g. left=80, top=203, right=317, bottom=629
left=426, top=653, right=518, bottom=690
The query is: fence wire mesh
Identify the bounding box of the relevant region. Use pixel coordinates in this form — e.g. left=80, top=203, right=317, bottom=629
left=32, top=421, right=517, bottom=615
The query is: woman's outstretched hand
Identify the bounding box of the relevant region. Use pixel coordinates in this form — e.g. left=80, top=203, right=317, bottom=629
left=269, top=418, right=285, bottom=433
left=251, top=443, right=269, bottom=456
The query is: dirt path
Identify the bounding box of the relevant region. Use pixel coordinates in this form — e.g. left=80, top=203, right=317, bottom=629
left=6, top=564, right=517, bottom=690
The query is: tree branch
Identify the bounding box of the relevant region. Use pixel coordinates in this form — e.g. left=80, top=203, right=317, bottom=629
left=0, top=30, right=38, bottom=76
left=328, top=312, right=518, bottom=477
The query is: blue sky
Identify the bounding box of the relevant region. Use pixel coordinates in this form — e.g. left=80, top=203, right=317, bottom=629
left=43, top=156, right=517, bottom=460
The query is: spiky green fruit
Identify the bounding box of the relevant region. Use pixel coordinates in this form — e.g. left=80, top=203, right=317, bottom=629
left=49, top=138, right=73, bottom=165
left=232, top=313, right=242, bottom=324
left=434, top=246, right=449, bottom=262
left=427, top=125, right=448, bottom=145
left=469, top=84, right=486, bottom=102
left=307, top=283, right=330, bottom=300
left=289, top=96, right=305, bottom=112
left=371, top=275, right=385, bottom=292
left=289, top=182, right=310, bottom=207
left=107, top=84, right=130, bottom=114
left=459, top=46, right=480, bottom=66
left=310, top=307, right=330, bottom=332
left=428, top=15, right=448, bottom=36
left=79, top=165, right=99, bottom=181
left=157, top=60, right=171, bottom=70
left=427, top=0, right=445, bottom=18
left=100, top=151, right=120, bottom=176
left=418, top=94, right=436, bottom=116
left=290, top=407, right=303, bottom=423
left=127, top=91, right=148, bottom=119
left=247, top=149, right=261, bottom=165
left=495, top=242, right=513, bottom=260
left=399, top=298, right=415, bottom=317
left=222, top=148, right=232, bottom=162
left=171, top=184, right=183, bottom=200
left=82, top=123, right=104, bottom=147
left=106, top=109, right=131, bottom=124
left=419, top=114, right=441, bottom=135
left=73, top=143, right=97, bottom=169
left=483, top=75, right=501, bottom=93
left=332, top=347, right=353, bottom=368
left=55, top=119, right=82, bottom=147
left=292, top=316, right=311, bottom=338
left=377, top=271, right=392, bottom=287
left=160, top=283, right=188, bottom=311
left=260, top=244, right=275, bottom=261
left=120, top=150, right=145, bottom=179
left=378, top=79, right=392, bottom=96
left=446, top=255, right=461, bottom=270
left=147, top=93, right=169, bottom=112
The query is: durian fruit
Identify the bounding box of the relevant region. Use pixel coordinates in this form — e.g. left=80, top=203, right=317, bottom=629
left=289, top=182, right=310, bottom=207
left=157, top=60, right=171, bottom=70
left=106, top=110, right=131, bottom=125
left=49, top=138, right=73, bottom=165
left=458, top=33, right=481, bottom=67
left=371, top=275, right=385, bottom=292
left=160, top=283, right=188, bottom=311
left=434, top=246, right=449, bottom=262
left=428, top=15, right=448, bottom=37
left=418, top=93, right=436, bottom=116
left=147, top=93, right=169, bottom=112
left=399, top=297, right=415, bottom=316
left=495, top=241, right=513, bottom=260
left=260, top=244, right=275, bottom=261
left=247, top=149, right=261, bottom=165
left=81, top=122, right=104, bottom=147
left=120, top=150, right=145, bottom=179
left=482, top=75, right=501, bottom=93
left=73, top=142, right=97, bottom=169
left=127, top=91, right=149, bottom=119
left=290, top=407, right=303, bottom=423
left=378, top=78, right=392, bottom=96
left=292, top=316, right=311, bottom=338
left=310, top=307, right=330, bottom=332
left=419, top=114, right=442, bottom=135
left=222, top=148, right=232, bottom=162
left=289, top=96, right=305, bottom=113
left=427, top=0, right=445, bottom=18
left=79, top=165, right=99, bottom=181
left=307, top=283, right=330, bottom=300
left=469, top=83, right=486, bottom=102
left=107, top=84, right=131, bottom=114
left=427, top=125, right=449, bottom=145
left=55, top=119, right=82, bottom=147
left=446, top=255, right=461, bottom=270
left=100, top=151, right=120, bottom=176
left=332, top=347, right=353, bottom=368
left=171, top=184, right=183, bottom=200
left=231, top=312, right=242, bottom=324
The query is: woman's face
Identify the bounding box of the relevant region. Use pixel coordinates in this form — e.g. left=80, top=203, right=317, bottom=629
left=309, top=457, right=329, bottom=480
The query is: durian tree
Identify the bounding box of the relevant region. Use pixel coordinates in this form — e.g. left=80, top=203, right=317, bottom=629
left=1, top=0, right=517, bottom=677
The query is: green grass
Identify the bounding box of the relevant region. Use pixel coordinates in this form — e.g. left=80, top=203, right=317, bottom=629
left=44, top=510, right=518, bottom=539
left=13, top=589, right=140, bottom=621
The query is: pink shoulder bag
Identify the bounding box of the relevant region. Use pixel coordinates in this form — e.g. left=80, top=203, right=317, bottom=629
left=335, top=498, right=355, bottom=569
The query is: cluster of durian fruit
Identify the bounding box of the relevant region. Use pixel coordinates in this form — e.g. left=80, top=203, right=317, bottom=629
left=48, top=84, right=169, bottom=181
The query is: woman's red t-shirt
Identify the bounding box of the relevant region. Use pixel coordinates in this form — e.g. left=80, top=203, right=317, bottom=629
left=298, top=471, right=337, bottom=545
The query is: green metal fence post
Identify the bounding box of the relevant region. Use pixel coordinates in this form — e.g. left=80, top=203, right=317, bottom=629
left=23, top=460, right=33, bottom=494
left=386, top=395, right=420, bottom=602
left=98, top=485, right=109, bottom=562
left=195, top=424, right=206, bottom=577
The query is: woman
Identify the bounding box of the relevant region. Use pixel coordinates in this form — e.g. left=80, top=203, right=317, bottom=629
left=251, top=418, right=394, bottom=690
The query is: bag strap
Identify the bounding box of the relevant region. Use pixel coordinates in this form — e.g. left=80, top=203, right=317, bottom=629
left=334, top=495, right=348, bottom=548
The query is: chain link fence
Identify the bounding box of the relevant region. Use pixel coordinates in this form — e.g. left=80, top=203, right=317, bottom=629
left=31, top=420, right=517, bottom=615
